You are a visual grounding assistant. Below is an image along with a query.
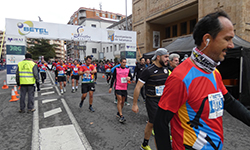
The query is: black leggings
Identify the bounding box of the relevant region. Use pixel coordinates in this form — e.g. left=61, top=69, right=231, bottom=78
left=106, top=73, right=111, bottom=84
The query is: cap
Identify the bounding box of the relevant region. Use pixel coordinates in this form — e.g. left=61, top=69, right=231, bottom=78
left=151, top=48, right=169, bottom=61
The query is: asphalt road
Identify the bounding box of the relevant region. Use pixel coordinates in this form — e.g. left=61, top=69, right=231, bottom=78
left=0, top=69, right=250, bottom=150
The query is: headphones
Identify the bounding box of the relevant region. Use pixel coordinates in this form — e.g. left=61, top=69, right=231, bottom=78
left=200, top=39, right=210, bottom=52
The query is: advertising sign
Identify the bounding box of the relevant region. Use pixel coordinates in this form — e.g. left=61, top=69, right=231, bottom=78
left=6, top=74, right=17, bottom=84
left=5, top=35, right=26, bottom=45
left=74, top=45, right=86, bottom=50
left=6, top=45, right=26, bottom=55
left=7, top=65, right=18, bottom=74
left=6, top=55, right=25, bottom=64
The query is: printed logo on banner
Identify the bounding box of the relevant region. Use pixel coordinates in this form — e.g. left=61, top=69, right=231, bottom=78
left=7, top=65, right=18, bottom=74
left=71, top=26, right=91, bottom=41
left=6, top=55, right=25, bottom=64
left=7, top=74, right=17, bottom=84
left=17, top=21, right=48, bottom=35
left=108, top=30, right=115, bottom=42
left=6, top=45, right=26, bottom=55
left=126, top=45, right=136, bottom=51
left=6, top=37, right=25, bottom=44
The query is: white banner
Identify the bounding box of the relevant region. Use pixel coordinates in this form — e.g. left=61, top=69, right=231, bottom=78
left=5, top=35, right=26, bottom=46
left=6, top=55, right=25, bottom=64
left=6, top=74, right=17, bottom=84
left=5, top=18, right=137, bottom=43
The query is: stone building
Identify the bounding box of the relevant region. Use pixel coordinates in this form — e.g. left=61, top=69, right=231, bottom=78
left=133, top=0, right=250, bottom=57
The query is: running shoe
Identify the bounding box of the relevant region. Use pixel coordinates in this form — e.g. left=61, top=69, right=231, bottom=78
left=140, top=144, right=152, bottom=150
left=55, top=81, right=58, bottom=85
left=79, top=100, right=84, bottom=108
left=116, top=112, right=121, bottom=118
left=67, top=81, right=69, bottom=84
left=125, top=102, right=130, bottom=106
left=61, top=90, right=64, bottom=94
left=71, top=89, right=75, bottom=93
left=119, top=116, right=126, bottom=123
left=64, top=88, right=66, bottom=93
left=18, top=109, right=25, bottom=113
left=75, top=88, right=77, bottom=91
left=27, top=109, right=36, bottom=113
left=114, top=99, right=117, bottom=104
left=89, top=106, right=95, bottom=112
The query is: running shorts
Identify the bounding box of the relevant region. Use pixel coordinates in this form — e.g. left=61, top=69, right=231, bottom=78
left=81, top=83, right=95, bottom=93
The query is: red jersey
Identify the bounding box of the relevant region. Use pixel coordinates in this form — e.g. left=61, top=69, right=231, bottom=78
left=71, top=64, right=81, bottom=75
left=38, top=63, right=48, bottom=72
left=158, top=58, right=227, bottom=150
left=79, top=64, right=95, bottom=83
left=56, top=64, right=67, bottom=76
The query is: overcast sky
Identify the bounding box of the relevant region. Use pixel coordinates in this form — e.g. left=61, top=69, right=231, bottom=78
left=0, top=0, right=132, bottom=31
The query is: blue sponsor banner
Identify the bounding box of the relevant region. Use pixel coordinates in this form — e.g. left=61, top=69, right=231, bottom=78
left=120, top=51, right=136, bottom=59
left=7, top=64, right=18, bottom=74
left=6, top=45, right=26, bottom=55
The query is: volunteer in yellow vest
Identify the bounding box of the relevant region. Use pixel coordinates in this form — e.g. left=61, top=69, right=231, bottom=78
left=16, top=53, right=39, bottom=113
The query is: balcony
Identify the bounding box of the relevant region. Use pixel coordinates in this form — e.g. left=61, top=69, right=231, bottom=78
left=78, top=12, right=86, bottom=20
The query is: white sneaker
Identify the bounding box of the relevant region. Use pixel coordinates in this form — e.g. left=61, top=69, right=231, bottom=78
left=61, top=90, right=64, bottom=94
left=64, top=88, right=66, bottom=93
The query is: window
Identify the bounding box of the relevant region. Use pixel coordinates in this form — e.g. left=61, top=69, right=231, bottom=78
left=172, top=25, right=177, bottom=37
left=103, top=48, right=105, bottom=53
left=75, top=21, right=77, bottom=24
left=96, top=12, right=99, bottom=16
left=102, top=14, right=106, bottom=17
left=114, top=45, right=117, bottom=51
left=108, top=13, right=111, bottom=18
left=92, top=48, right=97, bottom=53
left=181, top=22, right=187, bottom=35
left=107, top=47, right=109, bottom=52
left=112, top=15, right=115, bottom=19
left=165, top=27, right=171, bottom=38
left=190, top=19, right=197, bottom=33
left=110, top=46, right=112, bottom=52
left=91, top=24, right=96, bottom=28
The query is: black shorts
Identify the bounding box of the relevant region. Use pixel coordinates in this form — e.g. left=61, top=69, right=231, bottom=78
left=58, top=76, right=66, bottom=82
left=71, top=75, right=79, bottom=80
left=115, top=90, right=127, bottom=97
left=55, top=70, right=58, bottom=77
left=66, top=71, right=71, bottom=76
left=146, top=97, right=160, bottom=124
left=81, top=83, right=95, bottom=94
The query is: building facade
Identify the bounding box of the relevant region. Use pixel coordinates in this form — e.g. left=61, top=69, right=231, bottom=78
left=49, top=40, right=66, bottom=60
left=133, top=0, right=250, bottom=57
left=67, top=7, right=126, bottom=61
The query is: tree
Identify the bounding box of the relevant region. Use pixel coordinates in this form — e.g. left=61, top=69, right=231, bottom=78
left=27, top=39, right=56, bottom=61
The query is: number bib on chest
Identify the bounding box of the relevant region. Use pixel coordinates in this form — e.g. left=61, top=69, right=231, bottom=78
left=67, top=68, right=71, bottom=71
left=59, top=70, right=64, bottom=74
left=155, top=85, right=165, bottom=96
left=208, top=92, right=224, bottom=119
left=121, top=77, right=127, bottom=83
left=74, top=68, right=78, bottom=71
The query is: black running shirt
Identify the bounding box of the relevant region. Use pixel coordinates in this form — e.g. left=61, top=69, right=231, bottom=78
left=139, top=63, right=169, bottom=99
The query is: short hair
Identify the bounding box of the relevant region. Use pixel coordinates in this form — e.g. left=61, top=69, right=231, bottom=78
left=25, top=53, right=32, bottom=59
left=120, top=58, right=126, bottom=62
left=193, top=11, right=231, bottom=47
left=139, top=57, right=145, bottom=61
left=169, top=53, right=180, bottom=61
left=85, top=56, right=92, bottom=61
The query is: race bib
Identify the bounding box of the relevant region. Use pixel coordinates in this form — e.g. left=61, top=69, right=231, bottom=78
left=106, top=68, right=111, bottom=73
left=74, top=68, right=78, bottom=71
left=155, top=85, right=165, bottom=96
left=67, top=68, right=71, bottom=71
left=121, top=77, right=127, bottom=83
left=59, top=70, right=64, bottom=74
left=208, top=92, right=224, bottom=119
left=42, top=66, right=45, bottom=68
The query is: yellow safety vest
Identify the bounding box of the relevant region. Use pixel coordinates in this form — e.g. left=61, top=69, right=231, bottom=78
left=18, top=60, right=36, bottom=85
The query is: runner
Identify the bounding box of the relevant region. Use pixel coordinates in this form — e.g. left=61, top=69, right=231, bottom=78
left=70, top=60, right=80, bottom=93
left=56, top=60, right=67, bottom=94
left=154, top=11, right=250, bottom=150
left=37, top=59, right=48, bottom=84
left=132, top=48, right=170, bottom=150
left=109, top=58, right=133, bottom=123
left=66, top=60, right=72, bottom=84
left=79, top=56, right=97, bottom=112
left=52, top=59, right=59, bottom=85
left=92, top=61, right=97, bottom=84
left=105, top=60, right=113, bottom=85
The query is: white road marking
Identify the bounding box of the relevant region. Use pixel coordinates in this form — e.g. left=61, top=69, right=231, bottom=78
left=44, top=107, right=62, bottom=118
left=41, top=91, right=55, bottom=96
left=127, top=95, right=133, bottom=99
left=40, top=87, right=53, bottom=90
left=31, top=100, right=39, bottom=150
left=42, top=98, right=58, bottom=104
left=61, top=98, right=92, bottom=150
left=34, top=90, right=38, bottom=98
left=42, top=83, right=52, bottom=86
left=39, top=124, right=86, bottom=150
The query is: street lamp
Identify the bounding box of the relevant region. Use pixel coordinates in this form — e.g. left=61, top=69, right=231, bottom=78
left=125, top=0, right=128, bottom=30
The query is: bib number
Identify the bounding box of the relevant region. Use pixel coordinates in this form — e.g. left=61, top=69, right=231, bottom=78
left=155, top=85, right=165, bottom=96
left=121, top=77, right=127, bottom=83
left=74, top=68, right=78, bottom=71
left=208, top=92, right=224, bottom=119
left=59, top=70, right=64, bottom=74
left=67, top=69, right=71, bottom=71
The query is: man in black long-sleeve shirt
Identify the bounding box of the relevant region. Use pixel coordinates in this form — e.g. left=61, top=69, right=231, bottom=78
left=154, top=11, right=250, bottom=150
left=133, top=57, right=146, bottom=101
